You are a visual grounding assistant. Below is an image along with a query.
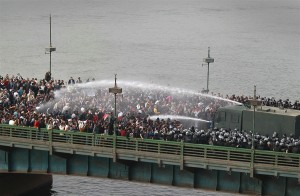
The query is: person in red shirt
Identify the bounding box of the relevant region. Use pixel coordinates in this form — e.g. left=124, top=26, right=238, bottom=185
left=93, top=114, right=98, bottom=123
left=33, top=118, right=39, bottom=128
left=120, top=128, right=126, bottom=137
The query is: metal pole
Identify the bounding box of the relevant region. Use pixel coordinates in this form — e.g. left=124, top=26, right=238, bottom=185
left=50, top=50, right=52, bottom=75
left=114, top=93, right=117, bottom=135
left=109, top=74, right=122, bottom=136
left=114, top=74, right=117, bottom=136
left=252, top=85, right=256, bottom=149
left=203, top=47, right=213, bottom=93
left=207, top=62, right=209, bottom=92
left=50, top=14, right=52, bottom=46
left=49, top=14, right=52, bottom=76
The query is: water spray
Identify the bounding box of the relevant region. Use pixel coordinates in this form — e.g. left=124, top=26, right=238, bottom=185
left=149, top=115, right=211, bottom=123
left=36, top=79, right=242, bottom=115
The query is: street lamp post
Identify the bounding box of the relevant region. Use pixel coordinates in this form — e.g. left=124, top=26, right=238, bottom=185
left=249, top=85, right=261, bottom=149
left=109, top=74, right=122, bottom=136
left=203, top=47, right=214, bottom=93
left=45, top=14, right=56, bottom=76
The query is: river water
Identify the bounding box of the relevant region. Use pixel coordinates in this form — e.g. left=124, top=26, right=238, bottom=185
left=1, top=0, right=299, bottom=100
left=0, top=0, right=299, bottom=195
left=51, top=175, right=238, bottom=196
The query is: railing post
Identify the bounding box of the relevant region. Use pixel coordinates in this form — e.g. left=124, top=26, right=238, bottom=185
left=250, top=149, right=255, bottom=178
left=227, top=150, right=230, bottom=161
left=113, top=135, right=116, bottom=162
left=92, top=134, right=95, bottom=146
left=49, top=129, right=53, bottom=155
left=158, top=143, right=160, bottom=154
left=299, top=157, right=300, bottom=184
left=157, top=142, right=161, bottom=166
left=180, top=140, right=184, bottom=170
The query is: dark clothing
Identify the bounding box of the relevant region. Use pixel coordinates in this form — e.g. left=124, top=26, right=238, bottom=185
left=68, top=78, right=75, bottom=85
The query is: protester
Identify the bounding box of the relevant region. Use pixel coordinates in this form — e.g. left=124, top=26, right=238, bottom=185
left=68, top=77, right=75, bottom=85
left=76, top=77, right=82, bottom=84
left=0, top=73, right=299, bottom=153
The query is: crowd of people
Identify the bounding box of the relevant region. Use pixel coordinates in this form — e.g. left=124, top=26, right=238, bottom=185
left=0, top=73, right=299, bottom=154
left=226, top=94, right=300, bottom=110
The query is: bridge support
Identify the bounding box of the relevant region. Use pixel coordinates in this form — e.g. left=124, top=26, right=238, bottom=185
left=260, top=175, right=300, bottom=196
left=49, top=152, right=69, bottom=174
left=88, top=157, right=110, bottom=177
left=108, top=158, right=129, bottom=179
left=194, top=169, right=263, bottom=195
left=150, top=164, right=174, bottom=185
left=128, top=162, right=152, bottom=182
left=173, top=165, right=194, bottom=187
left=0, top=144, right=299, bottom=195
left=195, top=169, right=218, bottom=190
left=0, top=149, right=8, bottom=172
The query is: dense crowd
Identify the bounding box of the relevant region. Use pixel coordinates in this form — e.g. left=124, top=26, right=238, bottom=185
left=0, top=73, right=299, bottom=153
left=226, top=94, right=300, bottom=110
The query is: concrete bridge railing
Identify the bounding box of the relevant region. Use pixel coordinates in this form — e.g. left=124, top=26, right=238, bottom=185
left=0, top=124, right=299, bottom=180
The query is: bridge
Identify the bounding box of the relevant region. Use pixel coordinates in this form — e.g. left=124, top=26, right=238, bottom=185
left=0, top=124, right=299, bottom=195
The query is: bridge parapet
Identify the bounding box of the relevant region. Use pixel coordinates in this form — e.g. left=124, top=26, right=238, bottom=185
left=0, top=124, right=299, bottom=180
